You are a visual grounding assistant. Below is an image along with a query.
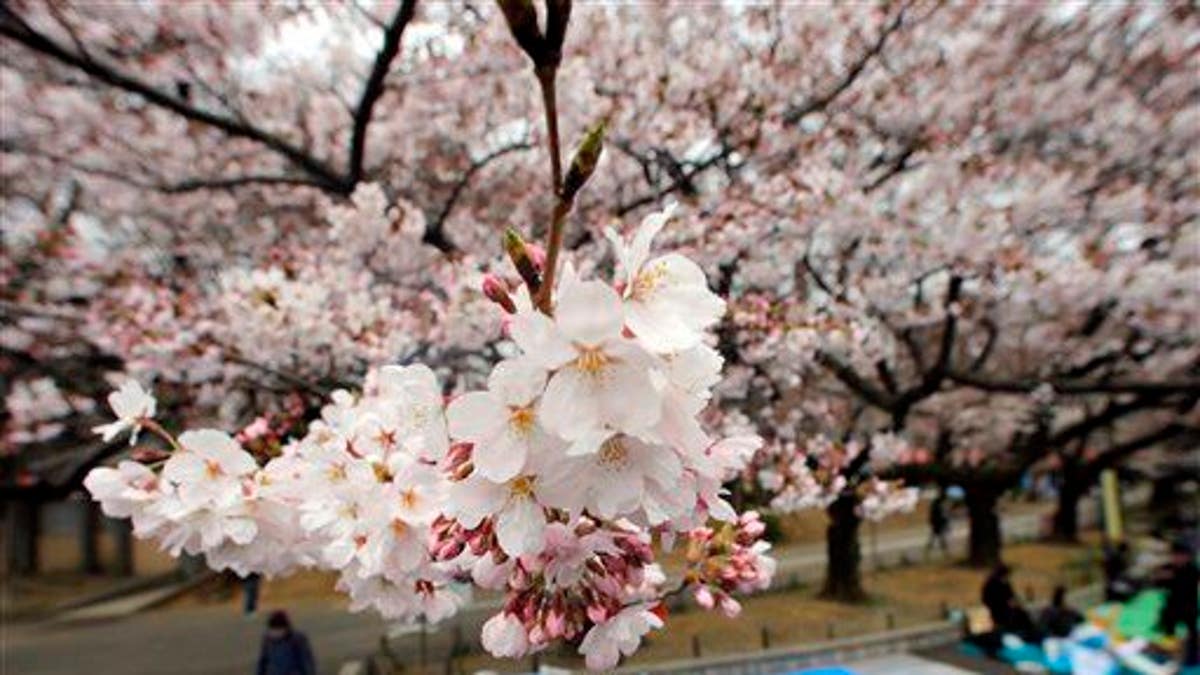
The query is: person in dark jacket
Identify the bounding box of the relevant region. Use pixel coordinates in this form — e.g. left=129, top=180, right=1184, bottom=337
left=982, top=563, right=1039, bottom=641
left=257, top=610, right=315, bottom=675
left=925, top=491, right=950, bottom=558
left=1038, top=585, right=1084, bottom=638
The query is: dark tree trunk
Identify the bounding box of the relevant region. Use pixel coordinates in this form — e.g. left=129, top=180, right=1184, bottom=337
left=80, top=499, right=101, bottom=574
left=965, top=488, right=1001, bottom=568
left=820, top=493, right=867, bottom=602
left=1148, top=476, right=1178, bottom=513
left=1052, top=467, right=1085, bottom=542
left=113, top=518, right=134, bottom=576
left=4, top=500, right=40, bottom=575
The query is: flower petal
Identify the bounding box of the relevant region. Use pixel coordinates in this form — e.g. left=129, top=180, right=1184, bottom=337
left=555, top=281, right=624, bottom=346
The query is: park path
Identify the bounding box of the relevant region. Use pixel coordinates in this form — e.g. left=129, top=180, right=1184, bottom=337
left=2, top=504, right=1058, bottom=675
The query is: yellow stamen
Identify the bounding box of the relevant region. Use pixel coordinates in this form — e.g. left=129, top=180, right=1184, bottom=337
left=509, top=475, right=535, bottom=498
left=631, top=262, right=669, bottom=301
left=400, top=488, right=419, bottom=510
left=328, top=463, right=348, bottom=482
left=598, top=437, right=629, bottom=467
left=509, top=406, right=537, bottom=436
left=372, top=462, right=391, bottom=482
left=204, top=460, right=223, bottom=479
left=575, top=345, right=611, bottom=376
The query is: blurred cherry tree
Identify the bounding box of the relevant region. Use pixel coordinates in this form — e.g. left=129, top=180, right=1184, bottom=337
left=2, top=0, right=1198, bottom=619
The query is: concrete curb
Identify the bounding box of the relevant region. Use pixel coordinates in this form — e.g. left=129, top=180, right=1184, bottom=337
left=616, top=621, right=962, bottom=675
left=49, top=571, right=216, bottom=624
left=48, top=571, right=183, bottom=615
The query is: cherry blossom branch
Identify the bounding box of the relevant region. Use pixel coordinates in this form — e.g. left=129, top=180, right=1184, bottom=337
left=429, top=140, right=534, bottom=242
left=493, top=0, right=602, bottom=314
left=496, top=0, right=570, bottom=197
left=0, top=5, right=350, bottom=193
left=223, top=353, right=332, bottom=398
left=946, top=372, right=1200, bottom=397
left=536, top=122, right=604, bottom=313
left=781, top=4, right=910, bottom=125
left=1079, top=422, right=1194, bottom=484
left=537, top=69, right=563, bottom=196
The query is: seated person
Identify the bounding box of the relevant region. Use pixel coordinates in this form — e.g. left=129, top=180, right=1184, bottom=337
left=1039, top=585, right=1084, bottom=638
left=1103, top=540, right=1137, bottom=602
left=983, top=563, right=1041, bottom=642
left=1153, top=540, right=1199, bottom=668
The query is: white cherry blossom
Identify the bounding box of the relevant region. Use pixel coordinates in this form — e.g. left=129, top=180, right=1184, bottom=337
left=446, top=358, right=557, bottom=482
left=606, top=204, right=726, bottom=353
left=448, top=472, right=549, bottom=557
left=512, top=280, right=663, bottom=440
left=91, top=379, right=156, bottom=444
left=162, top=429, right=257, bottom=509
left=578, top=604, right=663, bottom=670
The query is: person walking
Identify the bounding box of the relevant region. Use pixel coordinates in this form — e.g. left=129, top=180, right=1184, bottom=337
left=256, top=610, right=316, bottom=675
left=243, top=572, right=262, bottom=616
left=926, top=490, right=950, bottom=558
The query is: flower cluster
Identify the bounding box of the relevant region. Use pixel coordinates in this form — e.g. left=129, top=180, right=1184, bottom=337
left=685, top=512, right=776, bottom=618
left=3, top=376, right=89, bottom=446
left=760, top=434, right=919, bottom=521
left=84, top=205, right=774, bottom=669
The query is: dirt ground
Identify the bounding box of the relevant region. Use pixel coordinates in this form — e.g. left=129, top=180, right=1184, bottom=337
left=442, top=537, right=1099, bottom=673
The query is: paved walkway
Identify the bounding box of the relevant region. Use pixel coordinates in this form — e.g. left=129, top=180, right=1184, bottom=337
left=770, top=508, right=1049, bottom=587
left=846, top=652, right=980, bottom=674
left=3, top=602, right=386, bottom=675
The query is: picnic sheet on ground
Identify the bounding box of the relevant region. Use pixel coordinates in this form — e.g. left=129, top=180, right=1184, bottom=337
left=961, top=589, right=1199, bottom=675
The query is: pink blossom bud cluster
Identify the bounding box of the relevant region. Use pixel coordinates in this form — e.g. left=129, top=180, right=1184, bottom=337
left=685, top=512, right=776, bottom=618
left=475, top=519, right=664, bottom=667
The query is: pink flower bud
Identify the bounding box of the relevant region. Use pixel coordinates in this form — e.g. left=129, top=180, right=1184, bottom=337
left=718, top=594, right=742, bottom=618
left=694, top=585, right=715, bottom=609
left=482, top=274, right=517, bottom=314
left=545, top=608, right=566, bottom=638
left=586, top=602, right=609, bottom=624
left=525, top=244, right=546, bottom=271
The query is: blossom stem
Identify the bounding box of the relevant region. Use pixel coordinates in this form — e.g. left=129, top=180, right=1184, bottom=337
left=535, top=199, right=571, bottom=314
left=536, top=67, right=563, bottom=197
left=140, top=418, right=182, bottom=453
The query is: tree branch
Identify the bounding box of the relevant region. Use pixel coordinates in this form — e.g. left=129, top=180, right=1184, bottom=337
left=346, top=0, right=418, bottom=187
left=946, top=372, right=1200, bottom=397
left=0, top=3, right=348, bottom=192
left=782, top=7, right=907, bottom=125
left=815, top=350, right=895, bottom=411
left=428, top=141, right=533, bottom=246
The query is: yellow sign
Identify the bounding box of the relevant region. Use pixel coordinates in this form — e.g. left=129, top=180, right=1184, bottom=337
left=1101, top=469, right=1123, bottom=542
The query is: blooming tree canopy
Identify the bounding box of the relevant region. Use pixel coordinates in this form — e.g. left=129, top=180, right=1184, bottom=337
left=3, top=0, right=1199, bottom=659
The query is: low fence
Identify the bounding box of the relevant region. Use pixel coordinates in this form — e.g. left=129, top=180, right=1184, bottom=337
left=615, top=620, right=962, bottom=675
